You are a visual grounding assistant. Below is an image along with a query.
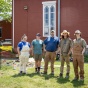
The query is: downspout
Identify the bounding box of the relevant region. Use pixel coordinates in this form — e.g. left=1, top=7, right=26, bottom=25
left=12, top=0, right=14, bottom=48
left=58, top=0, right=60, bottom=38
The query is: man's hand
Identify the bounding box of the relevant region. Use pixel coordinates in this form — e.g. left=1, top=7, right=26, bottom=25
left=56, top=50, right=59, bottom=54
left=82, top=47, right=86, bottom=55
left=44, top=48, right=46, bottom=52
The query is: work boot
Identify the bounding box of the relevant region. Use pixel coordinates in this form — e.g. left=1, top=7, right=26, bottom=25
left=65, top=73, right=69, bottom=78
left=72, top=77, right=79, bottom=81
left=79, top=77, right=84, bottom=81
left=41, top=71, right=47, bottom=74
left=59, top=73, right=63, bottom=78
left=50, top=71, right=54, bottom=75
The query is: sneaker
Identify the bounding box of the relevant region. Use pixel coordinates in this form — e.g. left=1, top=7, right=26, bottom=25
left=35, top=68, right=38, bottom=73
left=65, top=73, right=69, bottom=78
left=18, top=71, right=22, bottom=75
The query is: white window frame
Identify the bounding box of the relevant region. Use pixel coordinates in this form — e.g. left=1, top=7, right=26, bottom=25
left=42, top=1, right=56, bottom=37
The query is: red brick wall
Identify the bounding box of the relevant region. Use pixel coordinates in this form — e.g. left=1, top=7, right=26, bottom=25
left=13, top=0, right=88, bottom=48
left=14, top=0, right=58, bottom=48
left=0, top=20, right=11, bottom=41
left=60, top=0, right=88, bottom=43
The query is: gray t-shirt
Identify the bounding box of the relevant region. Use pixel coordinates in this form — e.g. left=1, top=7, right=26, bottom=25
left=59, top=38, right=72, bottom=54
left=31, top=39, right=43, bottom=54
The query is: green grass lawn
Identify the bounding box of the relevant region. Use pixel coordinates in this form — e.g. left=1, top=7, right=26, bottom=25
left=0, top=61, right=88, bottom=88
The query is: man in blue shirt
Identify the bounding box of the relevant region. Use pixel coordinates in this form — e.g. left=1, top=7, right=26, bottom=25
left=42, top=30, right=59, bottom=75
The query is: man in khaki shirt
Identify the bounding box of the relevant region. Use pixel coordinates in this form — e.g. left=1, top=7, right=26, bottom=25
left=58, top=30, right=72, bottom=78
left=72, top=30, right=87, bottom=81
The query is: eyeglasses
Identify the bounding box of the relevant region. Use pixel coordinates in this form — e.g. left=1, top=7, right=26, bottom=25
left=75, top=33, right=80, bottom=35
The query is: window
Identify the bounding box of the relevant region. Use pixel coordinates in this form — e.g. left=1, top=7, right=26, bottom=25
left=42, top=1, right=56, bottom=37
left=0, top=27, right=2, bottom=38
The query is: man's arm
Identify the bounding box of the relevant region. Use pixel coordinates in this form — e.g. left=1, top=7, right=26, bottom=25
left=68, top=39, right=73, bottom=55
left=82, top=47, right=86, bottom=55
left=82, top=39, right=87, bottom=55
left=56, top=46, right=61, bottom=54
left=17, top=47, right=20, bottom=56
left=43, top=44, right=46, bottom=52
left=31, top=45, right=34, bottom=56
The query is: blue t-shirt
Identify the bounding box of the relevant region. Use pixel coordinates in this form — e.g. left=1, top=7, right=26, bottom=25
left=18, top=41, right=30, bottom=51
left=31, top=39, right=43, bottom=54
left=44, top=36, right=59, bottom=52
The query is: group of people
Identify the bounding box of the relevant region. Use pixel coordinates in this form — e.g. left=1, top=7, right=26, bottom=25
left=17, top=29, right=87, bottom=81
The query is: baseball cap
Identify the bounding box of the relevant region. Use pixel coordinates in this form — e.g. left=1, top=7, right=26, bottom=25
left=36, top=33, right=41, bottom=36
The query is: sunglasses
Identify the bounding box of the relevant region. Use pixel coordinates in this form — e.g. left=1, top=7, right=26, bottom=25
left=63, top=33, right=67, bottom=34
left=75, top=33, right=80, bottom=34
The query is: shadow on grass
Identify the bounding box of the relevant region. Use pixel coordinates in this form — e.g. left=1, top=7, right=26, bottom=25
left=26, top=73, right=41, bottom=77
left=41, top=74, right=57, bottom=80
left=57, top=77, right=85, bottom=87
left=27, top=72, right=57, bottom=80
left=71, top=80, right=85, bottom=87
left=57, top=77, right=70, bottom=84
left=12, top=73, right=28, bottom=77
left=12, top=72, right=41, bottom=78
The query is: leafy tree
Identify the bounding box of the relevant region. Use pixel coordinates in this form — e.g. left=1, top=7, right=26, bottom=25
left=0, top=0, right=12, bottom=22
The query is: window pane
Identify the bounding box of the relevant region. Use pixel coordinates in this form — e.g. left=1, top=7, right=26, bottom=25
left=51, top=13, right=54, bottom=19
left=44, top=19, right=49, bottom=26
left=50, top=6, right=54, bottom=12
left=44, top=6, right=49, bottom=13
left=44, top=14, right=49, bottom=26
left=51, top=19, right=54, bottom=26
left=50, top=27, right=54, bottom=31
left=45, top=13, right=48, bottom=19
left=50, top=7, right=55, bottom=27
left=44, top=27, right=49, bottom=36
left=44, top=7, right=49, bottom=27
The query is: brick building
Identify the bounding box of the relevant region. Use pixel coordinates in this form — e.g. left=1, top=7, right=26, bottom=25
left=12, top=0, right=88, bottom=48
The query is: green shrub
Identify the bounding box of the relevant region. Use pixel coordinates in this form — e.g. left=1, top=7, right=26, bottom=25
left=84, top=55, right=88, bottom=62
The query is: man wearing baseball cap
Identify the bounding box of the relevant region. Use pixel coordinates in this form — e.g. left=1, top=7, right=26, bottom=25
left=72, top=30, right=87, bottom=81
left=31, top=33, right=43, bottom=73
left=42, top=30, right=59, bottom=75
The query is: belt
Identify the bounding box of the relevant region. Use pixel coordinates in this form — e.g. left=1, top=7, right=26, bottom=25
left=47, top=50, right=55, bottom=52
left=61, top=52, right=68, bottom=54
left=62, top=52, right=67, bottom=53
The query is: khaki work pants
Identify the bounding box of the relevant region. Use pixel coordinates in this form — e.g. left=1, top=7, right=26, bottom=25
left=73, top=54, right=84, bottom=79
left=44, top=51, right=56, bottom=73
left=60, top=54, right=70, bottom=74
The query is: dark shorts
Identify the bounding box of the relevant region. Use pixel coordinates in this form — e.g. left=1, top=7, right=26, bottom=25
left=34, top=54, right=42, bottom=61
